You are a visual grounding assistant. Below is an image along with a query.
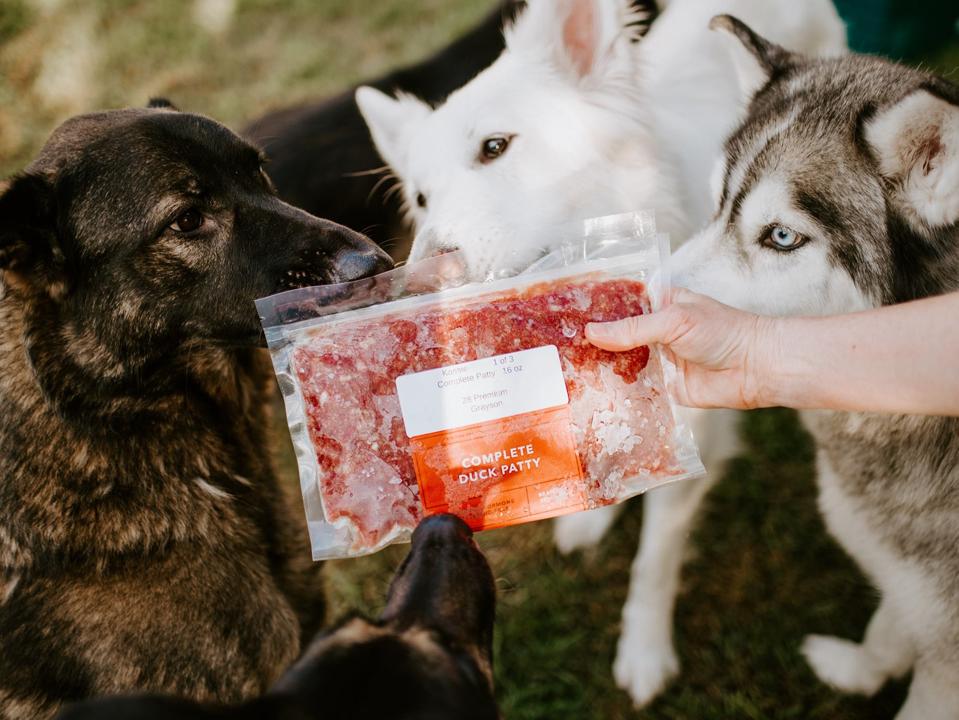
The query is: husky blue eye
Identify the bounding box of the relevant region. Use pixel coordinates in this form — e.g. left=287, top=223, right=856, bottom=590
left=772, top=227, right=795, bottom=245
left=763, top=225, right=807, bottom=251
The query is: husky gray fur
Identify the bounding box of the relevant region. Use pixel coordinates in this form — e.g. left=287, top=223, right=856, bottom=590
left=672, top=16, right=959, bottom=719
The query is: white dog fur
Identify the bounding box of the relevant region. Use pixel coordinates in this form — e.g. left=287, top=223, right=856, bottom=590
left=357, top=0, right=846, bottom=706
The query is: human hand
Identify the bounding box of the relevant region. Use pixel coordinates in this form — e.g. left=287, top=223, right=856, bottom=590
left=585, top=288, right=782, bottom=409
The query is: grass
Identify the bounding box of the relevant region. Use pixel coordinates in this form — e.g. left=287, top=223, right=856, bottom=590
left=0, top=0, right=493, bottom=177
left=322, top=409, right=908, bottom=720
left=3, top=2, right=958, bottom=718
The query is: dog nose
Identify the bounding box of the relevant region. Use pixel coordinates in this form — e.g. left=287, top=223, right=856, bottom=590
left=411, top=513, right=473, bottom=548
left=330, top=244, right=394, bottom=283
left=325, top=224, right=394, bottom=282
left=427, top=245, right=460, bottom=259
left=410, top=226, right=460, bottom=263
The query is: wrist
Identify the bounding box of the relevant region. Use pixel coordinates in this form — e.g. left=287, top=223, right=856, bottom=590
left=756, top=316, right=818, bottom=410
left=746, top=315, right=794, bottom=409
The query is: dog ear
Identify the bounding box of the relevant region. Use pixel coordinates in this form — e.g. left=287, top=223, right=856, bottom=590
left=505, top=0, right=641, bottom=83
left=355, top=87, right=431, bottom=176
left=710, top=15, right=792, bottom=100
left=0, top=174, right=59, bottom=279
left=865, top=88, right=959, bottom=228
left=147, top=97, right=179, bottom=111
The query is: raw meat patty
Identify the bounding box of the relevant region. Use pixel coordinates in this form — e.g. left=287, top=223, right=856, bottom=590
left=292, top=277, right=681, bottom=551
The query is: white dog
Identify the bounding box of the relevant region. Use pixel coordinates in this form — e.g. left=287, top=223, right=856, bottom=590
left=357, top=0, right=846, bottom=706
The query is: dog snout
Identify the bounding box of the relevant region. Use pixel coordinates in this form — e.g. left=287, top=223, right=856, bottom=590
left=328, top=243, right=394, bottom=283
left=411, top=513, right=474, bottom=547
left=254, top=201, right=393, bottom=293
left=666, top=238, right=703, bottom=291
left=409, top=226, right=460, bottom=263
left=323, top=223, right=394, bottom=283
left=381, top=514, right=494, bottom=651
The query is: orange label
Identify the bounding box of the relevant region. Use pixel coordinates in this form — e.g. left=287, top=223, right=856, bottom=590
left=409, top=405, right=587, bottom=531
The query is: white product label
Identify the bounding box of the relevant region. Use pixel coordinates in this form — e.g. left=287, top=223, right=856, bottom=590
left=395, top=345, right=569, bottom=438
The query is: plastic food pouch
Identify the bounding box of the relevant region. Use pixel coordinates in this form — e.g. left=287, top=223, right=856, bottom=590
left=257, top=212, right=704, bottom=559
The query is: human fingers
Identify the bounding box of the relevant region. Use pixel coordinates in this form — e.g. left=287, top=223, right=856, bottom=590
left=585, top=306, right=683, bottom=352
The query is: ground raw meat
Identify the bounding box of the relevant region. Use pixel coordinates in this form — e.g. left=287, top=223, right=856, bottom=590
left=292, top=277, right=682, bottom=551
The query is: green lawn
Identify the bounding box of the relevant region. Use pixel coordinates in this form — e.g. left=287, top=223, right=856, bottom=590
left=2, top=2, right=956, bottom=718
left=324, top=409, right=908, bottom=720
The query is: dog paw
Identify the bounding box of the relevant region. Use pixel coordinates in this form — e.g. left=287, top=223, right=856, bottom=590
left=553, top=506, right=617, bottom=554
left=613, top=629, right=680, bottom=708
left=801, top=634, right=885, bottom=696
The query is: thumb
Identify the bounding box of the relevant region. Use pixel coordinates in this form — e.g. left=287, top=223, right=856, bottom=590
left=586, top=309, right=675, bottom=352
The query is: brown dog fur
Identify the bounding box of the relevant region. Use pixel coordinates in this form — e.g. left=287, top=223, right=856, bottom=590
left=0, top=106, right=391, bottom=718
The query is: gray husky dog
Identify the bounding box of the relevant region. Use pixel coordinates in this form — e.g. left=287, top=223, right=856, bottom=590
left=673, top=16, right=959, bottom=720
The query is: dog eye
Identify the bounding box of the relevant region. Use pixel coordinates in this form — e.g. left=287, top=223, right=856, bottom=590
left=170, top=209, right=204, bottom=233
left=479, top=135, right=511, bottom=163
left=762, top=225, right=807, bottom=251
left=416, top=192, right=427, bottom=209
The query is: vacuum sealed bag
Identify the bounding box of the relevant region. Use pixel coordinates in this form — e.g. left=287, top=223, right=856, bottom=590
left=258, top=212, right=704, bottom=559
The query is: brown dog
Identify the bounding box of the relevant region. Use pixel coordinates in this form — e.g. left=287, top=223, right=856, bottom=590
left=0, top=102, right=392, bottom=718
